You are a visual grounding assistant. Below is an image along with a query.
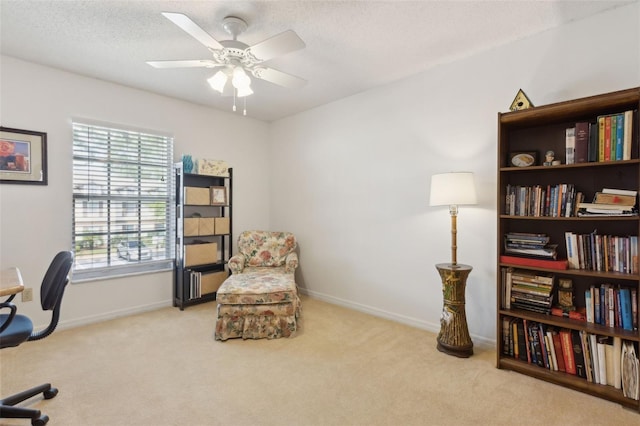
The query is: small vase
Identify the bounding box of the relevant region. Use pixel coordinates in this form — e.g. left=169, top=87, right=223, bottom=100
left=182, top=155, right=194, bottom=173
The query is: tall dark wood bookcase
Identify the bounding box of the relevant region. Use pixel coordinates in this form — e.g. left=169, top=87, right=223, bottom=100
left=174, top=162, right=232, bottom=310
left=497, top=87, right=640, bottom=411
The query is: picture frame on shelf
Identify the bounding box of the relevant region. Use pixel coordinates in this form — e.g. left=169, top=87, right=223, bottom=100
left=210, top=186, right=227, bottom=205
left=508, top=151, right=537, bottom=168
left=0, top=126, right=48, bottom=185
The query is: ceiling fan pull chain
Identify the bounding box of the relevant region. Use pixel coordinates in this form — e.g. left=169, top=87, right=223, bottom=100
left=233, top=89, right=237, bottom=112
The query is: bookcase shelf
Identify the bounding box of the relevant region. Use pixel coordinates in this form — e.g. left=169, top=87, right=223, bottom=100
left=499, top=358, right=638, bottom=410
left=496, top=87, right=640, bottom=411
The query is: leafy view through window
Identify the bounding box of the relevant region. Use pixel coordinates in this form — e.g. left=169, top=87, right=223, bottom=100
left=72, top=121, right=175, bottom=280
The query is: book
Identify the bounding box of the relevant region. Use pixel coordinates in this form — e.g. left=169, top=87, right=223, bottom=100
left=577, top=202, right=634, bottom=211
left=579, top=330, right=593, bottom=382
left=620, top=288, right=633, bottom=330
left=615, top=113, right=624, bottom=161
left=597, top=116, right=606, bottom=161
left=597, top=337, right=608, bottom=385
left=565, top=232, right=579, bottom=269
left=551, top=329, right=566, bottom=372
left=565, top=127, right=575, bottom=164
left=571, top=330, right=587, bottom=378
left=621, top=340, right=640, bottom=400
left=602, top=188, right=638, bottom=197
left=604, top=115, right=612, bottom=161
left=560, top=329, right=576, bottom=375
left=500, top=255, right=568, bottom=270
left=516, top=320, right=528, bottom=362
left=589, top=333, right=600, bottom=384
left=574, top=122, right=589, bottom=163
left=613, top=336, right=622, bottom=389
left=623, top=110, right=634, bottom=160
left=592, top=192, right=636, bottom=206
left=545, top=330, right=558, bottom=371
left=588, top=122, right=599, bottom=162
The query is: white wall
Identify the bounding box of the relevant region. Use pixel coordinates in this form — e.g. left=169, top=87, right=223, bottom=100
left=0, top=56, right=271, bottom=328
left=1, top=4, right=638, bottom=344
left=269, top=3, right=640, bottom=345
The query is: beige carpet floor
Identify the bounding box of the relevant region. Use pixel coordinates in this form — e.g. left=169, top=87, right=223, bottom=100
left=1, top=295, right=638, bottom=425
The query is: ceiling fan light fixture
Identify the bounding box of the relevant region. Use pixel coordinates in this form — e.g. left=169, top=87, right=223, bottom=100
left=231, top=66, right=251, bottom=89
left=236, top=85, right=253, bottom=98
left=207, top=70, right=228, bottom=93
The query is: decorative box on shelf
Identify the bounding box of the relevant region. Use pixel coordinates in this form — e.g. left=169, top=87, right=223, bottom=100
left=184, top=187, right=210, bottom=205
left=197, top=159, right=229, bottom=177
left=184, top=242, right=218, bottom=267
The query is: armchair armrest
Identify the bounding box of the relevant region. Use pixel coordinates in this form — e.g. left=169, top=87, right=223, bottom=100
left=228, top=254, right=246, bottom=274
left=284, top=252, right=299, bottom=273
left=0, top=301, right=17, bottom=333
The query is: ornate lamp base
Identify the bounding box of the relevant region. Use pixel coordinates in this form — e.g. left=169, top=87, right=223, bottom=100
left=435, top=263, right=473, bottom=358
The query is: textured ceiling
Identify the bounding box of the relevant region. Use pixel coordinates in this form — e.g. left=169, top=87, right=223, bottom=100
left=0, top=0, right=633, bottom=122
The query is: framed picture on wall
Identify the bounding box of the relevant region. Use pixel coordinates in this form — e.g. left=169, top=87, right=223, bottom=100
left=0, top=126, right=48, bottom=185
left=210, top=186, right=227, bottom=205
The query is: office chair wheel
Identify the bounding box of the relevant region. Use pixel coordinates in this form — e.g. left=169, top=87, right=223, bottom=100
left=32, top=414, right=49, bottom=426
left=43, top=388, right=57, bottom=399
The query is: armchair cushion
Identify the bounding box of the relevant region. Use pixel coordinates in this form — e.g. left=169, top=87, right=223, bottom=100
left=216, top=273, right=297, bottom=306
left=231, top=231, right=298, bottom=274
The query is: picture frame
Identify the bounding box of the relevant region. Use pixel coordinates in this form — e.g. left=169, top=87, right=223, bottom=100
left=210, top=186, right=227, bottom=205
left=0, top=126, right=48, bottom=185
left=508, top=151, right=538, bottom=168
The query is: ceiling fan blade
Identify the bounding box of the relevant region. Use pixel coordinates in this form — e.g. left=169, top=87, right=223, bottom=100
left=161, top=12, right=224, bottom=51
left=246, top=30, right=305, bottom=62
left=146, top=60, right=221, bottom=69
left=252, top=67, right=306, bottom=89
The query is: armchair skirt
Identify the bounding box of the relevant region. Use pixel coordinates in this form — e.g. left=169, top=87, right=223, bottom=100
left=215, top=272, right=300, bottom=341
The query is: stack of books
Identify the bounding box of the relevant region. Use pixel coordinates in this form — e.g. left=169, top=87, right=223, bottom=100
left=502, top=268, right=555, bottom=314
left=577, top=188, right=637, bottom=217
left=504, top=232, right=557, bottom=259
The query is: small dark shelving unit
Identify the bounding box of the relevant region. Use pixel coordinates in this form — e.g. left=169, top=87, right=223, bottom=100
left=174, top=163, right=232, bottom=310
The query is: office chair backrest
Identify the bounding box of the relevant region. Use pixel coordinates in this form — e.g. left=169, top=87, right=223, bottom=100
left=29, top=251, right=73, bottom=342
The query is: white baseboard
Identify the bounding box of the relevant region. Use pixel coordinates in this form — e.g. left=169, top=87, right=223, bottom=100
left=53, top=300, right=172, bottom=331
left=299, top=288, right=494, bottom=349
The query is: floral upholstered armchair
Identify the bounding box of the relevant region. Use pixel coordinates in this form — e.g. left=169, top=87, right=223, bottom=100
left=228, top=230, right=298, bottom=275
left=216, top=230, right=300, bottom=340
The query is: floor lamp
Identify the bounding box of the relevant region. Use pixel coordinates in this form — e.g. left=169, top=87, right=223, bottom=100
left=429, top=172, right=477, bottom=358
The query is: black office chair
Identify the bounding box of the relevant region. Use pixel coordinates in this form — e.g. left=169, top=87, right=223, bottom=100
left=0, top=251, right=73, bottom=426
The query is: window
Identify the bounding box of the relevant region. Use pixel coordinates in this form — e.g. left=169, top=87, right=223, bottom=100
left=72, top=120, right=175, bottom=281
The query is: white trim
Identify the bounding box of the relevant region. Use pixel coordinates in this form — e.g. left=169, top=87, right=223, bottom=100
left=71, top=116, right=174, bottom=138
left=38, top=300, right=172, bottom=332
left=299, top=288, right=494, bottom=350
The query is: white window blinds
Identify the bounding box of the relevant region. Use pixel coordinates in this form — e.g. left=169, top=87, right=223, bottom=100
left=72, top=120, right=175, bottom=281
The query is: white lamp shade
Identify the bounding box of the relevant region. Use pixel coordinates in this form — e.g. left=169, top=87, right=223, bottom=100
left=429, top=172, right=477, bottom=206
left=232, top=67, right=251, bottom=89
left=207, top=70, right=228, bottom=93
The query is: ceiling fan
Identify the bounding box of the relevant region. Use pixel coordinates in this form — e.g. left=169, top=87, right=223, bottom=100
left=147, top=12, right=306, bottom=114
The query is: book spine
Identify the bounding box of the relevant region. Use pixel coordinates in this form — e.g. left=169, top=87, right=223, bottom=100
left=615, top=113, right=624, bottom=161
left=571, top=330, right=587, bottom=378
left=552, top=330, right=566, bottom=372
left=575, top=122, right=589, bottom=163
left=598, top=116, right=605, bottom=161
left=623, top=110, right=633, bottom=160
left=565, top=127, right=575, bottom=164
left=560, top=329, right=576, bottom=374
left=604, top=116, right=611, bottom=161
left=588, top=122, right=599, bottom=162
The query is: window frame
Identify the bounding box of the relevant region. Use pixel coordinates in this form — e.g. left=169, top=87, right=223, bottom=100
left=71, top=119, right=175, bottom=282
